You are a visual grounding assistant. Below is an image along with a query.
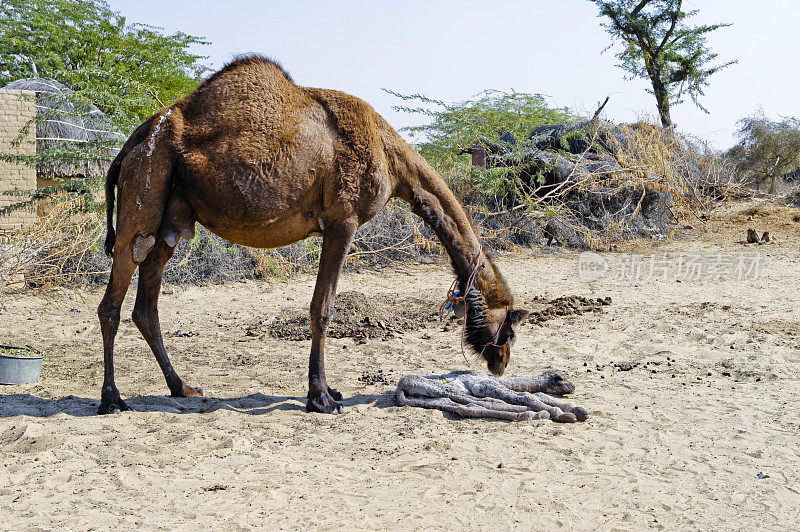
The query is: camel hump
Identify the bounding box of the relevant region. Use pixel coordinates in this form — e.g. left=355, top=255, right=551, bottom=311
left=304, top=88, right=384, bottom=171
left=176, top=55, right=308, bottom=156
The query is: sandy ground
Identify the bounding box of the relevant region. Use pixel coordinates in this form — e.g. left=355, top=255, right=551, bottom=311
left=1, top=200, right=799, bottom=530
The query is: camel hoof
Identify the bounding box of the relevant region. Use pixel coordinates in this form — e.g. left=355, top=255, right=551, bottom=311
left=97, top=397, right=131, bottom=415
left=327, top=386, right=343, bottom=402
left=573, top=407, right=589, bottom=421
left=555, top=412, right=578, bottom=423
left=306, top=390, right=343, bottom=414
left=172, top=383, right=204, bottom=397
left=98, top=385, right=131, bottom=415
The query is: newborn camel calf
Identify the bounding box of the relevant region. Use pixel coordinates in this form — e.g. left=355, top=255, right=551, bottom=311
left=396, top=370, right=589, bottom=422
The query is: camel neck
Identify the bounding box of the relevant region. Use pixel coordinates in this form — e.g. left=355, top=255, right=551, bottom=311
left=395, top=158, right=513, bottom=309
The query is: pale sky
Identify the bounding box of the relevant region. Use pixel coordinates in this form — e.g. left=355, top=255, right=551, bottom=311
left=107, top=0, right=799, bottom=151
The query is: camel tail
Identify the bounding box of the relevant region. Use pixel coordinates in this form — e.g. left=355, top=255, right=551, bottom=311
left=104, top=155, right=122, bottom=257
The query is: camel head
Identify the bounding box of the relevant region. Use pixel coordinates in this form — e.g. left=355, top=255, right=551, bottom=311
left=537, top=370, right=576, bottom=395
left=464, top=297, right=529, bottom=376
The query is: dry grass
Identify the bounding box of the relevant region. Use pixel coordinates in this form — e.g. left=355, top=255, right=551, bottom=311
left=611, top=122, right=730, bottom=211
left=0, top=199, right=109, bottom=291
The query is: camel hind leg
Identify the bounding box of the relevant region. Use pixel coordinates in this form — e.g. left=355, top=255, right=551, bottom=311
left=97, top=252, right=138, bottom=413
left=133, top=237, right=202, bottom=398
left=97, top=134, right=176, bottom=414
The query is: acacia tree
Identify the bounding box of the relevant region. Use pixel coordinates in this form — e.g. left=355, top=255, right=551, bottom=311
left=385, top=89, right=578, bottom=200
left=0, top=0, right=208, bottom=130
left=591, top=0, right=735, bottom=128
left=0, top=0, right=209, bottom=214
left=726, top=113, right=800, bottom=194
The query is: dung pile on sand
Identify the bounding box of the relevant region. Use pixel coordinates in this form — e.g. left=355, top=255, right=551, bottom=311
left=252, top=292, right=610, bottom=342
left=252, top=291, right=439, bottom=342
left=523, top=295, right=611, bottom=325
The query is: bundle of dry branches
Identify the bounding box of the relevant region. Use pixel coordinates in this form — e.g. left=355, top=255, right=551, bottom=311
left=1, top=199, right=108, bottom=293
left=486, top=120, right=734, bottom=250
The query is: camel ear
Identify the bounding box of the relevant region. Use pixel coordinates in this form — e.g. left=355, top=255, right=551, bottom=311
left=508, top=309, right=530, bottom=325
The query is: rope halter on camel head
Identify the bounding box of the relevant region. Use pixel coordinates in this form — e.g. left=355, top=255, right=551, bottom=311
left=439, top=252, right=512, bottom=366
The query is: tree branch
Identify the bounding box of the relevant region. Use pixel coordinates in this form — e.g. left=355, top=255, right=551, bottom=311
left=631, top=0, right=651, bottom=16
left=590, top=96, right=611, bottom=122
left=658, top=0, right=681, bottom=51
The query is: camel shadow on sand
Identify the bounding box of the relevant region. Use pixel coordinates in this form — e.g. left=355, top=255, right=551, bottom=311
left=0, top=390, right=394, bottom=418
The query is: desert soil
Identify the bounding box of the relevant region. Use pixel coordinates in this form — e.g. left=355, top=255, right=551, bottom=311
left=1, top=200, right=799, bottom=530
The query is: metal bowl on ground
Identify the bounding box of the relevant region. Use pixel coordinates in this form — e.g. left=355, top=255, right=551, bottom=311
left=0, top=345, right=43, bottom=384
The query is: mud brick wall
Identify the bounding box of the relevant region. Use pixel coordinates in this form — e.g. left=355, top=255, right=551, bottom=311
left=0, top=89, right=36, bottom=231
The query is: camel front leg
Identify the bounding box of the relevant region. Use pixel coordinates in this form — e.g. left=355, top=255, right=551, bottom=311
left=306, top=219, right=358, bottom=414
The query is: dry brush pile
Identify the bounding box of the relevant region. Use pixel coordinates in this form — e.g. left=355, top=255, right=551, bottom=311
left=0, top=197, right=443, bottom=292
left=459, top=119, right=734, bottom=250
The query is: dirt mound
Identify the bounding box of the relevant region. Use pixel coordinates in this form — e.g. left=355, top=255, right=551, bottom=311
left=253, top=291, right=439, bottom=342
left=523, top=295, right=611, bottom=325
left=255, top=292, right=610, bottom=341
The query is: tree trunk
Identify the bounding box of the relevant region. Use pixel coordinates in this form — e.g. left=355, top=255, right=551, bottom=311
left=649, top=73, right=673, bottom=129
left=654, top=87, right=672, bottom=128
left=767, top=156, right=781, bottom=194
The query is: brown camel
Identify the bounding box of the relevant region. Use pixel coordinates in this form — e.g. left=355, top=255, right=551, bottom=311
left=97, top=55, right=530, bottom=415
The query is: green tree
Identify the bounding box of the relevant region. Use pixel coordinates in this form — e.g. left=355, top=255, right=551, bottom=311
left=590, top=0, right=735, bottom=128
left=386, top=89, right=579, bottom=200
left=0, top=0, right=209, bottom=214
left=726, top=113, right=800, bottom=194
left=0, top=0, right=208, bottom=131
